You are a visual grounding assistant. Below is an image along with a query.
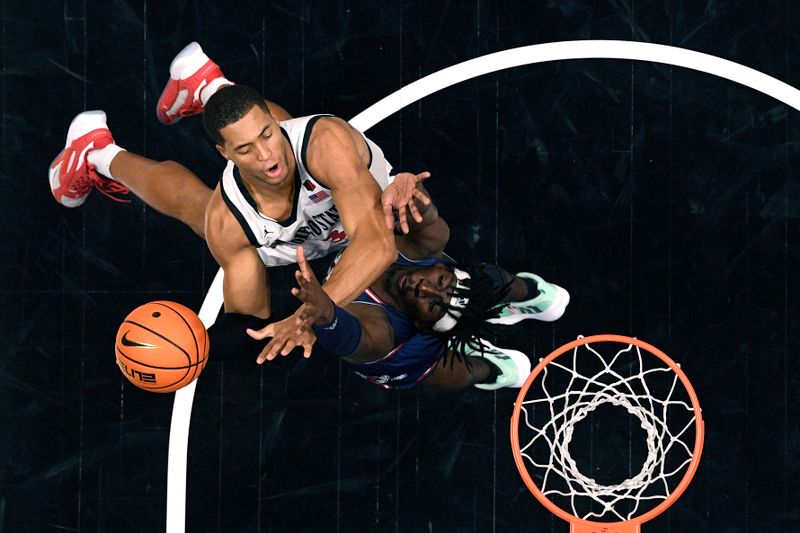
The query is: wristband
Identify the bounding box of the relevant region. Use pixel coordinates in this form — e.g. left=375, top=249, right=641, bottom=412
left=312, top=306, right=362, bottom=356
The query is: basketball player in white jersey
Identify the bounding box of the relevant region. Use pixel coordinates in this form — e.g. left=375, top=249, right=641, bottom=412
left=48, top=42, right=430, bottom=359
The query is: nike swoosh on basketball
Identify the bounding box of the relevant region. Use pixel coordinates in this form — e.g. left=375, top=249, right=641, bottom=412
left=121, top=331, right=158, bottom=348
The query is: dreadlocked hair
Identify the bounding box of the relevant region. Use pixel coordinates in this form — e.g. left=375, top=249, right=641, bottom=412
left=434, top=262, right=512, bottom=368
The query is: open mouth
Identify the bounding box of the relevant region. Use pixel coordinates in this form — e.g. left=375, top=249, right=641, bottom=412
left=265, top=163, right=281, bottom=178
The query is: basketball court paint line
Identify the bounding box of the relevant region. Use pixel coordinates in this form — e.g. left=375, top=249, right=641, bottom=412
left=165, top=40, right=800, bottom=533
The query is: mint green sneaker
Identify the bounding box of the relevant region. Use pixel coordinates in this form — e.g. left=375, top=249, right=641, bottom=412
left=471, top=340, right=531, bottom=390
left=488, top=272, right=570, bottom=325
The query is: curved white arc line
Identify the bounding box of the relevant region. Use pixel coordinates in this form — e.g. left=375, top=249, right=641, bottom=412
left=167, top=39, right=800, bottom=533
left=350, top=39, right=800, bottom=131
left=166, top=269, right=224, bottom=533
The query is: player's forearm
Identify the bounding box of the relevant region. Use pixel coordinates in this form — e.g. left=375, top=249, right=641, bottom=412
left=322, top=231, right=396, bottom=306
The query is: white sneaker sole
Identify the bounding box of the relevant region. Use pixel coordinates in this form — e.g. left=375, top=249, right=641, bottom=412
left=169, top=41, right=210, bottom=80
left=49, top=111, right=108, bottom=207
left=488, top=285, right=570, bottom=325
left=474, top=340, right=532, bottom=389
left=65, top=110, right=108, bottom=144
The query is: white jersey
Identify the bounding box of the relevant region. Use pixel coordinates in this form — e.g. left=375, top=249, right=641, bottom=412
left=220, top=114, right=394, bottom=266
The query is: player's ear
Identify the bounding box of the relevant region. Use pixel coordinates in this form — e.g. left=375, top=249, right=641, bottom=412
left=215, top=144, right=229, bottom=160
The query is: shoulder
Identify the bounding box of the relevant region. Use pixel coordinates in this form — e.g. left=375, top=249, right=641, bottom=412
left=305, top=117, right=366, bottom=172
left=305, top=117, right=380, bottom=193
left=307, top=115, right=351, bottom=138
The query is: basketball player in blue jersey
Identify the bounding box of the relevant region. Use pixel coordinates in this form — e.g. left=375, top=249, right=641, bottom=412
left=249, top=183, right=570, bottom=390
left=48, top=42, right=429, bottom=358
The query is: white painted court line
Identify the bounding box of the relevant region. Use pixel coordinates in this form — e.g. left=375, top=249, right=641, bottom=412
left=166, top=269, right=223, bottom=531
left=165, top=39, right=800, bottom=532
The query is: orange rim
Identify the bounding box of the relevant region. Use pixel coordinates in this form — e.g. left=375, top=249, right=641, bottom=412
left=510, top=334, right=705, bottom=530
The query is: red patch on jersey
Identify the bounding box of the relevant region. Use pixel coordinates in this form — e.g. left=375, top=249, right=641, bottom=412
left=327, top=230, right=347, bottom=243
left=303, top=180, right=316, bottom=191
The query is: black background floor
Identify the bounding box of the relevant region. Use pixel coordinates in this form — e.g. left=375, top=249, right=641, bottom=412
left=3, top=1, right=799, bottom=531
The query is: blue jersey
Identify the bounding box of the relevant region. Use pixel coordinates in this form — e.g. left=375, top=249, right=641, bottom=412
left=343, top=252, right=453, bottom=390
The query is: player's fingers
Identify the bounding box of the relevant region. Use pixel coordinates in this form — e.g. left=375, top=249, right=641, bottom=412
left=383, top=201, right=395, bottom=230
left=397, top=205, right=410, bottom=234
left=416, top=171, right=431, bottom=182
left=408, top=199, right=423, bottom=223
left=297, top=271, right=317, bottom=293
left=291, top=287, right=306, bottom=303
left=412, top=187, right=431, bottom=205
left=296, top=247, right=314, bottom=282
left=296, top=246, right=308, bottom=275
left=256, top=336, right=280, bottom=363
left=302, top=340, right=314, bottom=358
left=247, top=324, right=274, bottom=340
left=295, top=270, right=313, bottom=292
left=281, top=339, right=299, bottom=356
left=264, top=337, right=285, bottom=361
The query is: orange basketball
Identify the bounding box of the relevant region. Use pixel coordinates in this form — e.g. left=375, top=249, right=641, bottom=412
left=115, top=300, right=209, bottom=393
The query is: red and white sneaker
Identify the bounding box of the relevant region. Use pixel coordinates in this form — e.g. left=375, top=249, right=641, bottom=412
left=156, top=42, right=229, bottom=125
left=49, top=111, right=129, bottom=207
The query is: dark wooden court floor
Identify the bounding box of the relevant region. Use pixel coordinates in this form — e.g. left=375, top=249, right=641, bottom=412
left=3, top=1, right=799, bottom=531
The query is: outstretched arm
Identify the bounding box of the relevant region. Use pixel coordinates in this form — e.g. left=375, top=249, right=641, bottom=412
left=205, top=189, right=271, bottom=318
left=250, top=247, right=395, bottom=364
left=306, top=118, right=397, bottom=307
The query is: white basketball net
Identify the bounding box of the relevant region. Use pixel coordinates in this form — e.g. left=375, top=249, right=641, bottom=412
left=518, top=338, right=698, bottom=521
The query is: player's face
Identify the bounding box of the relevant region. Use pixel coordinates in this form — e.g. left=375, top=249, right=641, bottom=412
left=217, top=105, right=293, bottom=186
left=389, top=263, right=457, bottom=325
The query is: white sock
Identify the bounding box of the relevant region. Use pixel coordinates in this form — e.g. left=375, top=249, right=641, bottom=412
left=200, top=77, right=233, bottom=105
left=87, top=144, right=126, bottom=181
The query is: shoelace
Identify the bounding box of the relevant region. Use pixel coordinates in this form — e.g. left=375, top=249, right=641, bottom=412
left=68, top=167, right=95, bottom=194
left=92, top=171, right=131, bottom=203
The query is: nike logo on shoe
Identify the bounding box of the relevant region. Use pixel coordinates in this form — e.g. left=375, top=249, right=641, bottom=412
left=166, top=90, right=189, bottom=117
left=121, top=331, right=158, bottom=348
left=76, top=140, right=95, bottom=174
left=193, top=79, right=208, bottom=105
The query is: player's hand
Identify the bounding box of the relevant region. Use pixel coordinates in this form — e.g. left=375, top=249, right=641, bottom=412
left=381, top=171, right=431, bottom=234
left=290, top=246, right=335, bottom=330
left=247, top=311, right=317, bottom=363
